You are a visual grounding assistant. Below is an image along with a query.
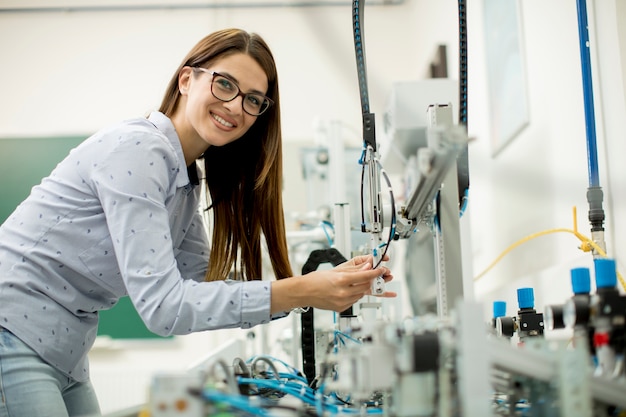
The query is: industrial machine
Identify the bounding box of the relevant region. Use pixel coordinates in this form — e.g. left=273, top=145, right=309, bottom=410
left=133, top=1, right=626, bottom=416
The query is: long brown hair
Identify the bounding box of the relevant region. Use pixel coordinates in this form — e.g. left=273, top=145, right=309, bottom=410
left=159, top=28, right=293, bottom=282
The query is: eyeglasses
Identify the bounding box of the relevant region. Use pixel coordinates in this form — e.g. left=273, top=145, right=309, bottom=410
left=192, top=67, right=273, bottom=116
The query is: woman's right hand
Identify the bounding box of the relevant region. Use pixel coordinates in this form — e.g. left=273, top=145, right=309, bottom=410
left=271, top=254, right=396, bottom=314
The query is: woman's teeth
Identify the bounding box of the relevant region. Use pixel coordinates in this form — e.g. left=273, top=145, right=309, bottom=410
left=212, top=113, right=233, bottom=127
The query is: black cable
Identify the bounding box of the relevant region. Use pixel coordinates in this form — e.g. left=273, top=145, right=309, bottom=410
left=358, top=154, right=396, bottom=270
left=373, top=160, right=396, bottom=269
left=353, top=0, right=374, bottom=238
left=354, top=1, right=382, bottom=255
left=353, top=0, right=376, bottom=151
left=458, top=0, right=468, bottom=129
left=352, top=0, right=369, bottom=115
left=457, top=0, right=470, bottom=212
left=359, top=157, right=366, bottom=233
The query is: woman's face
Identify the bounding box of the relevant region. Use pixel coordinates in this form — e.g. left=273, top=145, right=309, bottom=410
left=175, top=52, right=269, bottom=153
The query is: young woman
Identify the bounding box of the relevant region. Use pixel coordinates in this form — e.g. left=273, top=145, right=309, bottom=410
left=0, top=28, right=394, bottom=416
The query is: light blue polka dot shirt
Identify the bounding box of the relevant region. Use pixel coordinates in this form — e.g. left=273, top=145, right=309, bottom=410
left=0, top=111, right=275, bottom=382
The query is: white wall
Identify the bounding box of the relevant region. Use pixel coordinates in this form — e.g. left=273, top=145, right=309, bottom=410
left=468, top=0, right=626, bottom=316
left=2, top=0, right=626, bottom=414
left=0, top=0, right=453, bottom=141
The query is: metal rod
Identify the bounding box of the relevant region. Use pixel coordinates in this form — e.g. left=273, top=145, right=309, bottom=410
left=0, top=0, right=403, bottom=14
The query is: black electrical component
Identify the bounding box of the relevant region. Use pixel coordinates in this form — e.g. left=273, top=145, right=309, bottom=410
left=300, top=248, right=350, bottom=387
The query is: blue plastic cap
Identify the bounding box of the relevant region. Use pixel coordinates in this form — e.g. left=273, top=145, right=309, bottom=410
left=517, top=287, right=535, bottom=309
left=594, top=258, right=617, bottom=289
left=493, top=301, right=507, bottom=318
left=570, top=267, right=591, bottom=294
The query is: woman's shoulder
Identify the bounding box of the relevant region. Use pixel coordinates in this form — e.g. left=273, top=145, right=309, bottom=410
left=101, top=116, right=167, bottom=142
left=61, top=117, right=180, bottom=178
left=80, top=117, right=174, bottom=155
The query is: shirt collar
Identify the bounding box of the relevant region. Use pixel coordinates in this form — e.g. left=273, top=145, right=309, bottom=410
left=147, top=111, right=198, bottom=188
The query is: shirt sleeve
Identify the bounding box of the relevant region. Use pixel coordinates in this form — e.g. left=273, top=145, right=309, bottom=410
left=89, top=129, right=272, bottom=336
left=175, top=208, right=210, bottom=283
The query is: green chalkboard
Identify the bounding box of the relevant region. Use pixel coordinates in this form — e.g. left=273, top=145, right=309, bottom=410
left=98, top=296, right=169, bottom=339
left=0, top=136, right=85, bottom=222
left=0, top=136, right=166, bottom=339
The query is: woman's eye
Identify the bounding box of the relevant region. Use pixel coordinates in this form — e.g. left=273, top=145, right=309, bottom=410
left=216, top=77, right=235, bottom=92
left=246, top=95, right=262, bottom=107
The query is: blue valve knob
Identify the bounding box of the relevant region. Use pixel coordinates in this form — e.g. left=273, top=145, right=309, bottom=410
left=594, top=258, right=617, bottom=289
left=493, top=301, right=506, bottom=318
left=570, top=267, right=591, bottom=294
left=517, top=287, right=535, bottom=309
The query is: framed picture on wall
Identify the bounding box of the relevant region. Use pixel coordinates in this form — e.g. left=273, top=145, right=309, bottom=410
left=484, top=0, right=530, bottom=157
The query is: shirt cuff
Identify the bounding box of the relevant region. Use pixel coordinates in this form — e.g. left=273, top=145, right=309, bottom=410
left=240, top=280, right=273, bottom=328
left=270, top=311, right=289, bottom=321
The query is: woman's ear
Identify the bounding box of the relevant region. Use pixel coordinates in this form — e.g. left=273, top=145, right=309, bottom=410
left=178, top=66, right=193, bottom=95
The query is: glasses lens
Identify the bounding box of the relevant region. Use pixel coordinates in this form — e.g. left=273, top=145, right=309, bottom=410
left=243, top=94, right=270, bottom=116
left=211, top=75, right=239, bottom=101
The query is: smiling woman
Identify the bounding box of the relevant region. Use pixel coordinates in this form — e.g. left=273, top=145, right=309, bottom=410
left=0, top=28, right=394, bottom=416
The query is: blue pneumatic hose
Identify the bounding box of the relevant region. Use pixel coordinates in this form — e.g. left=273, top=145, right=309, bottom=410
left=576, top=0, right=605, bottom=236
left=575, top=0, right=600, bottom=188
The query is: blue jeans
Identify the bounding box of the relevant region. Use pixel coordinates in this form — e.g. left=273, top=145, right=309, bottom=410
left=0, top=327, right=101, bottom=417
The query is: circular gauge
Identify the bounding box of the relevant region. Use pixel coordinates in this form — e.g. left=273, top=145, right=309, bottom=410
left=496, top=316, right=515, bottom=338
left=544, top=305, right=564, bottom=330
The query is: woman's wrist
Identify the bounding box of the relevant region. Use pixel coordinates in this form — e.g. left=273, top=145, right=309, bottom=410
left=270, top=275, right=311, bottom=314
